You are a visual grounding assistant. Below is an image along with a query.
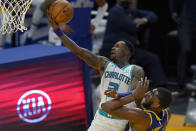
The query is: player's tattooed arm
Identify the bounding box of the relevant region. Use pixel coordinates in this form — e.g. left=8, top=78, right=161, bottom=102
left=131, top=66, right=145, bottom=108
left=60, top=34, right=109, bottom=73
left=131, top=66, right=145, bottom=90
left=47, top=10, right=109, bottom=73
left=76, top=48, right=109, bottom=73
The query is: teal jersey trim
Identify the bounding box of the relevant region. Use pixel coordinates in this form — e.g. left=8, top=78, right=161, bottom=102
left=130, top=65, right=135, bottom=80
left=121, top=64, right=130, bottom=70
left=101, top=61, right=110, bottom=78
left=98, top=109, right=121, bottom=120
left=112, top=62, right=130, bottom=70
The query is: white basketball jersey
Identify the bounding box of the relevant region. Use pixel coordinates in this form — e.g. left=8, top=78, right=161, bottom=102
left=88, top=61, right=135, bottom=131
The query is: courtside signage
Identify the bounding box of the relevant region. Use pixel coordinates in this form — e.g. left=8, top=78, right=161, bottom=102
left=17, top=90, right=52, bottom=123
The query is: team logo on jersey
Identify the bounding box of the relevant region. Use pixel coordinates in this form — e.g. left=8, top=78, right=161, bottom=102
left=17, top=90, right=52, bottom=123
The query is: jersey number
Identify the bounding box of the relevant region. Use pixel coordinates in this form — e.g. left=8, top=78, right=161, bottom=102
left=108, top=82, right=119, bottom=91
left=106, top=82, right=119, bottom=118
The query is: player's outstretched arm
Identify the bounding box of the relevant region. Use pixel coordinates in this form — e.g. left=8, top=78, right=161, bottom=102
left=101, top=77, right=149, bottom=123
left=47, top=12, right=108, bottom=72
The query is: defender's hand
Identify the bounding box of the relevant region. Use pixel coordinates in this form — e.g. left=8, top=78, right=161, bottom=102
left=104, top=90, right=119, bottom=99
left=133, top=77, right=149, bottom=100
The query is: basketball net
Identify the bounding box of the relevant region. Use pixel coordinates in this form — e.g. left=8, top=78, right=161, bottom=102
left=0, top=0, right=33, bottom=34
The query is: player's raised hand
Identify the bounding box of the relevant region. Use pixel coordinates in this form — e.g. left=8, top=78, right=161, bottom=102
left=104, top=90, right=119, bottom=99
left=133, top=77, right=149, bottom=100
left=59, top=24, right=74, bottom=35
left=47, top=10, right=59, bottom=30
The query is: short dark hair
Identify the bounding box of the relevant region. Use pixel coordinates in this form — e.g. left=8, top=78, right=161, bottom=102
left=122, top=40, right=135, bottom=57
left=157, top=88, right=172, bottom=109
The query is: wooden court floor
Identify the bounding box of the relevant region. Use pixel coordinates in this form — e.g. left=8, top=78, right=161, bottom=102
left=167, top=114, right=196, bottom=131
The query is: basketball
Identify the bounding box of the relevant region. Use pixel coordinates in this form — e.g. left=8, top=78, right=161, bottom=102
left=49, top=0, right=73, bottom=24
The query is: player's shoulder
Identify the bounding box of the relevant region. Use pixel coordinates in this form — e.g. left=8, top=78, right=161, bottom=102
left=132, top=65, right=143, bottom=70
left=132, top=65, right=144, bottom=77
left=144, top=109, right=169, bottom=125
left=97, top=55, right=110, bottom=72
left=165, top=108, right=171, bottom=120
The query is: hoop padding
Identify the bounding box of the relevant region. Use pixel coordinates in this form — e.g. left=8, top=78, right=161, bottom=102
left=0, top=0, right=33, bottom=34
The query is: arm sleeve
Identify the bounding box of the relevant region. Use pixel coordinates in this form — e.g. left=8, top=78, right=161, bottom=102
left=118, top=91, right=133, bottom=98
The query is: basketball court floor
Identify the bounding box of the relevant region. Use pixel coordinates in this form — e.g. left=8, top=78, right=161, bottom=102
left=167, top=95, right=196, bottom=131
left=167, top=114, right=196, bottom=131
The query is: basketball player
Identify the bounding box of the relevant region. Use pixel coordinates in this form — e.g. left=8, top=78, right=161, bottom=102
left=42, top=0, right=108, bottom=126
left=47, top=12, right=145, bottom=131
left=102, top=77, right=172, bottom=131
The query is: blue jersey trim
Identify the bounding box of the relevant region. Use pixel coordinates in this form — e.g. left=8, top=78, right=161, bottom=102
left=145, top=109, right=168, bottom=131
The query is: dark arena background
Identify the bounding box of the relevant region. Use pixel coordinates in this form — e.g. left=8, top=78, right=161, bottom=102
left=0, top=45, right=87, bottom=131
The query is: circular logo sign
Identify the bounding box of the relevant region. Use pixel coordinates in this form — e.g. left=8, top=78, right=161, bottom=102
left=17, top=90, right=52, bottom=123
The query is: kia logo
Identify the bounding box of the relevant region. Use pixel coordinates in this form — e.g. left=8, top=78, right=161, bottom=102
left=17, top=90, right=52, bottom=123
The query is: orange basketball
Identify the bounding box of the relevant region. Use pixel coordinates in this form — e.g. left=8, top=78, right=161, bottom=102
left=49, top=0, right=73, bottom=24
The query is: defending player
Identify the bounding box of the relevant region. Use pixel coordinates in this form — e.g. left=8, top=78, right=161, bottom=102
left=102, top=77, right=172, bottom=131
left=47, top=11, right=144, bottom=131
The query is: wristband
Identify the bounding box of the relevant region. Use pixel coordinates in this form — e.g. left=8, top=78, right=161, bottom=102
left=54, top=28, right=64, bottom=37
left=118, top=91, right=133, bottom=98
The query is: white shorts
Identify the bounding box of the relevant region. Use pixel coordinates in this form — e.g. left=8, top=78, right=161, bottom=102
left=88, top=110, right=128, bottom=131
